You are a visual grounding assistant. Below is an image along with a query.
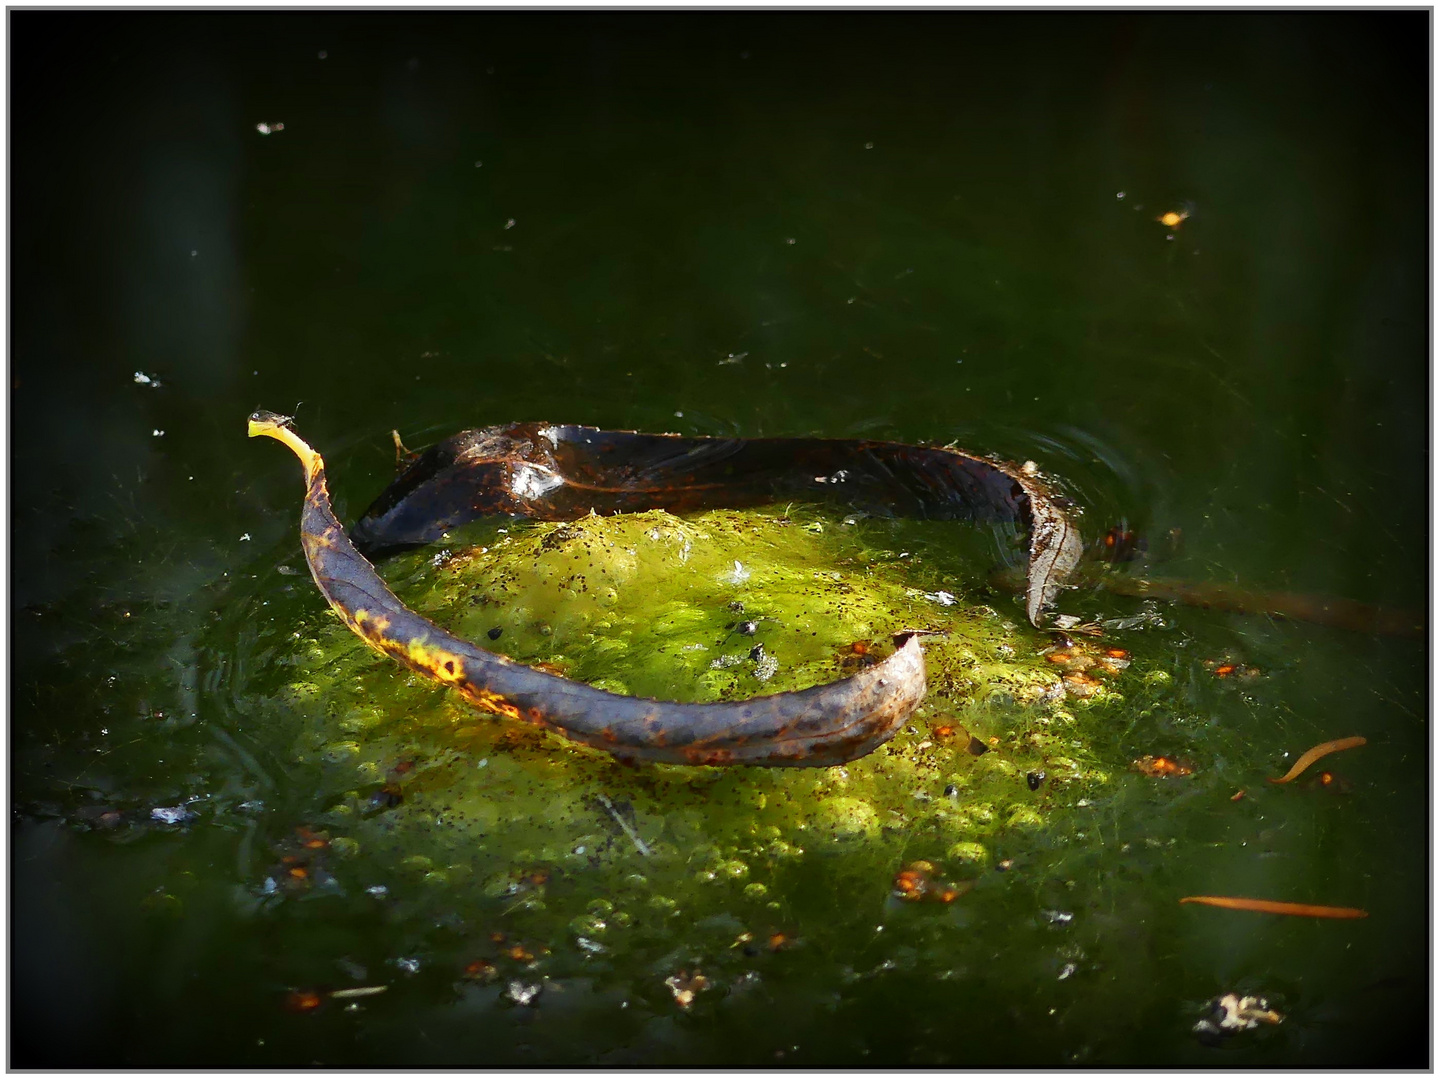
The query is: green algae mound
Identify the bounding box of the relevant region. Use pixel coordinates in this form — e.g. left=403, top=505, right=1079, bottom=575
left=279, top=507, right=1124, bottom=885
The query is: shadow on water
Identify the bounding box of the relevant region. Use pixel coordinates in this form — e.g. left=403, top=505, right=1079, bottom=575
left=11, top=10, right=1427, bottom=1067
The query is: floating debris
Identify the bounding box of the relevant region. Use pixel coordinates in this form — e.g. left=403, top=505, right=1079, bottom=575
left=664, top=969, right=709, bottom=1009
left=1304, top=770, right=1352, bottom=794
left=1157, top=207, right=1190, bottom=228
left=1193, top=993, right=1283, bottom=1042
left=595, top=793, right=651, bottom=857
left=1179, top=896, right=1368, bottom=919
left=150, top=805, right=196, bottom=825
left=133, top=371, right=162, bottom=388
left=749, top=643, right=779, bottom=682
left=255, top=121, right=286, bottom=135
left=1096, top=523, right=1145, bottom=563
left=892, top=860, right=967, bottom=903
left=75, top=806, right=125, bottom=830
left=505, top=980, right=542, bottom=1006
left=328, top=985, right=388, bottom=1000
left=1204, top=657, right=1262, bottom=681
left=1269, top=735, right=1366, bottom=785
left=295, top=828, right=328, bottom=851
left=1043, top=641, right=1127, bottom=694
left=1133, top=755, right=1193, bottom=778
left=1062, top=671, right=1103, bottom=698
left=284, top=990, right=324, bottom=1013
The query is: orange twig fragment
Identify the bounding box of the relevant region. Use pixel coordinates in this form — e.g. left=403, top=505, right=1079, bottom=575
left=1179, top=896, right=1368, bottom=919
left=1268, top=736, right=1367, bottom=784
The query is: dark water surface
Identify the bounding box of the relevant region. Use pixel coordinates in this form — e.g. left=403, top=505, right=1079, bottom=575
left=11, top=11, right=1428, bottom=1066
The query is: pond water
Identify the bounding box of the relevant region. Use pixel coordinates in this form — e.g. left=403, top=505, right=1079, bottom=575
left=11, top=11, right=1428, bottom=1067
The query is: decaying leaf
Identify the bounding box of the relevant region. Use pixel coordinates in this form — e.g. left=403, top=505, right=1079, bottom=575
left=249, top=412, right=1084, bottom=768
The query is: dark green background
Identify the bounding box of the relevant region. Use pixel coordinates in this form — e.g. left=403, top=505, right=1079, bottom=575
left=11, top=11, right=1428, bottom=1067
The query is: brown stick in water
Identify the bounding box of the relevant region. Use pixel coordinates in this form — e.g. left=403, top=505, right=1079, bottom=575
left=989, top=565, right=1423, bottom=638
left=1180, top=896, right=1368, bottom=919
left=1268, top=735, right=1367, bottom=784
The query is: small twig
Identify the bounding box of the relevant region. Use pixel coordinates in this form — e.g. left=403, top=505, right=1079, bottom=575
left=329, top=985, right=389, bottom=1000
left=595, top=793, right=651, bottom=857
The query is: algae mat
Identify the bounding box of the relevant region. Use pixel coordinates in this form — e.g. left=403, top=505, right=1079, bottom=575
left=203, top=503, right=1307, bottom=1065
